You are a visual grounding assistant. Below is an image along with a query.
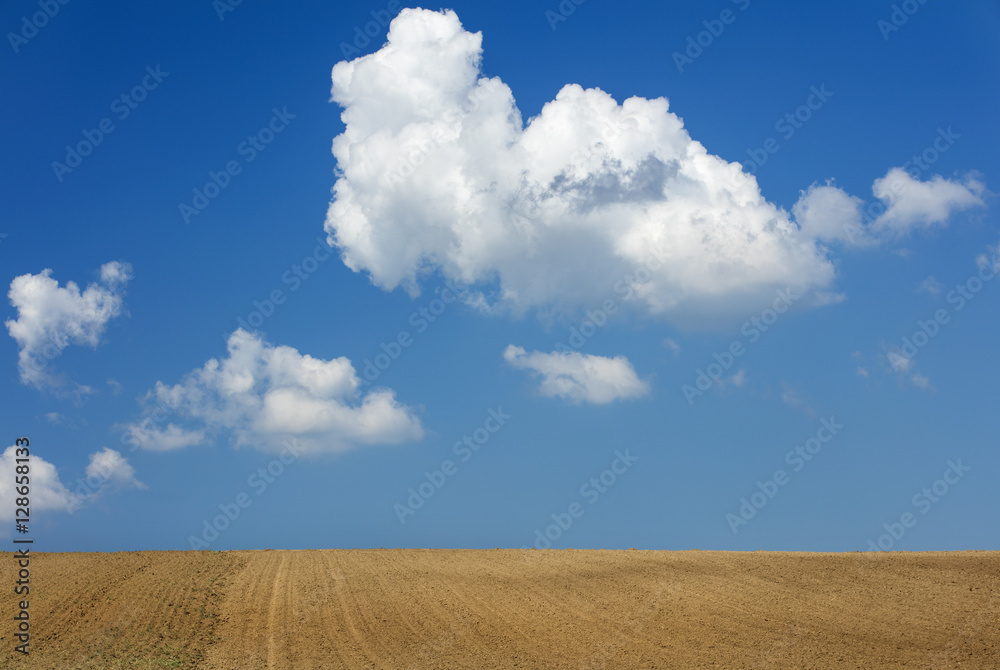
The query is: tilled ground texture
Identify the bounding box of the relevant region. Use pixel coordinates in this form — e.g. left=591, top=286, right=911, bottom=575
left=0, top=550, right=245, bottom=669
left=1, top=549, right=997, bottom=668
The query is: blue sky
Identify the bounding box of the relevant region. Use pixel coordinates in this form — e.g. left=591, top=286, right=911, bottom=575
left=1, top=0, right=997, bottom=552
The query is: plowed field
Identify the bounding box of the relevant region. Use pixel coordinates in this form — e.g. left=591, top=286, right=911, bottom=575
left=1, top=549, right=997, bottom=668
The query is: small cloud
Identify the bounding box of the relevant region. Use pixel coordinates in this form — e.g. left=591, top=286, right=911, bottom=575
left=42, top=411, right=88, bottom=429
left=120, top=422, right=206, bottom=452
left=882, top=344, right=933, bottom=390
left=781, top=383, right=803, bottom=406
left=503, top=345, right=650, bottom=404
left=122, top=329, right=423, bottom=454
left=0, top=446, right=144, bottom=522
left=853, top=352, right=870, bottom=379
left=85, top=447, right=145, bottom=491
left=916, top=276, right=943, bottom=296
left=106, top=379, right=124, bottom=396
left=793, top=181, right=872, bottom=246
left=975, top=240, right=1000, bottom=272
left=793, top=170, right=985, bottom=247
left=100, top=262, right=133, bottom=286
left=0, top=446, right=76, bottom=521
left=662, top=338, right=680, bottom=357
left=779, top=381, right=815, bottom=415
left=886, top=348, right=913, bottom=373
left=870, top=169, right=984, bottom=235
left=5, top=261, right=132, bottom=394
left=728, top=368, right=747, bottom=388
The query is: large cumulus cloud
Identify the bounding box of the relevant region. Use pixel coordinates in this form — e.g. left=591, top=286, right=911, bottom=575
left=324, top=8, right=984, bottom=322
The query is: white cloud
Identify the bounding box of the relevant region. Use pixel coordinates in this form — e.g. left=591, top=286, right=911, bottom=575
left=852, top=351, right=870, bottom=378
left=85, top=447, right=145, bottom=491
left=0, top=446, right=143, bottom=522
left=871, top=169, right=984, bottom=234
left=916, top=276, right=943, bottom=296
left=42, top=411, right=88, bottom=429
left=122, top=329, right=424, bottom=454
left=99, top=262, right=132, bottom=285
left=323, top=10, right=988, bottom=323
left=792, top=182, right=872, bottom=246
left=503, top=345, right=649, bottom=404
left=887, top=349, right=914, bottom=373
left=697, top=367, right=747, bottom=393
left=794, top=170, right=985, bottom=247
left=884, top=346, right=933, bottom=390
left=0, top=446, right=76, bottom=521
left=975, top=239, right=1000, bottom=272
left=5, top=261, right=132, bottom=393
left=325, top=8, right=842, bottom=322
left=781, top=384, right=801, bottom=406
left=779, top=381, right=816, bottom=414
left=662, top=338, right=680, bottom=357
left=121, top=422, right=206, bottom=452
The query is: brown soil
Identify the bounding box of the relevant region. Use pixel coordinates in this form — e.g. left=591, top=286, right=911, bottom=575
left=1, top=549, right=997, bottom=668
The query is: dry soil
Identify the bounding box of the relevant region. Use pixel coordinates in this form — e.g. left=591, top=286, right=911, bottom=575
left=1, top=549, right=997, bottom=668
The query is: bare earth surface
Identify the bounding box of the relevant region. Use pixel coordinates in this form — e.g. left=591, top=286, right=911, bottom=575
left=1, top=549, right=997, bottom=669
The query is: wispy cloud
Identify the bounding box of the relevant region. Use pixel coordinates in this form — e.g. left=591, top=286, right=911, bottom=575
left=662, top=338, right=681, bottom=357
left=503, top=345, right=649, bottom=404
left=916, top=276, right=944, bottom=296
